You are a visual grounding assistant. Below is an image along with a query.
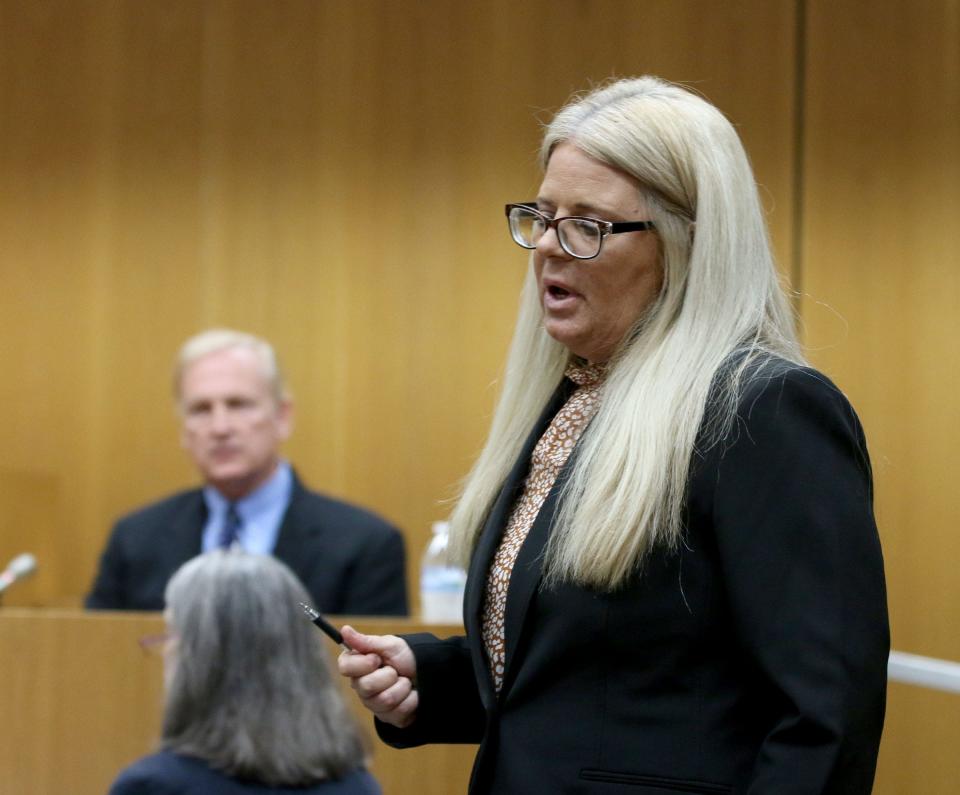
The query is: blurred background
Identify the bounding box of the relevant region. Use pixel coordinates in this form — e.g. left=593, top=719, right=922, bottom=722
left=0, top=1, right=957, bottom=792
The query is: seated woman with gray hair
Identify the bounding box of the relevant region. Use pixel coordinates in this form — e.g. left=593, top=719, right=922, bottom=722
left=109, top=550, right=381, bottom=795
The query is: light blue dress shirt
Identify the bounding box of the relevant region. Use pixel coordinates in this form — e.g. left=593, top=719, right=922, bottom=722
left=201, top=461, right=294, bottom=554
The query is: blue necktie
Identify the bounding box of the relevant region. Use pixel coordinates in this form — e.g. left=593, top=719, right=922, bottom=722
left=218, top=503, right=243, bottom=549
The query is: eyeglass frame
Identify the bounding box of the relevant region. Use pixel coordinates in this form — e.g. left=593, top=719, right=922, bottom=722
left=505, top=202, right=656, bottom=260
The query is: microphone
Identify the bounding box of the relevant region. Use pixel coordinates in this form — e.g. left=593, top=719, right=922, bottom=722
left=0, top=552, right=37, bottom=595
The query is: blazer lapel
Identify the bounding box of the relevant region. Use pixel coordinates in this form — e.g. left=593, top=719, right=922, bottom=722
left=464, top=380, right=573, bottom=707
left=499, top=460, right=569, bottom=694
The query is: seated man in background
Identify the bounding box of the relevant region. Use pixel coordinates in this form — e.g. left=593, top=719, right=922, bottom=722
left=86, top=328, right=408, bottom=615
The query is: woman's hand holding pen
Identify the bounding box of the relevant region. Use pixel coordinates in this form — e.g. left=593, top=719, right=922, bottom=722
left=337, top=626, right=418, bottom=729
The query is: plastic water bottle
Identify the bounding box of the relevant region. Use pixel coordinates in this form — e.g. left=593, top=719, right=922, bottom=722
left=420, top=521, right=467, bottom=623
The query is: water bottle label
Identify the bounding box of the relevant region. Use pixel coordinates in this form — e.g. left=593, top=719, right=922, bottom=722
left=421, top=565, right=467, bottom=592
left=420, top=565, right=466, bottom=622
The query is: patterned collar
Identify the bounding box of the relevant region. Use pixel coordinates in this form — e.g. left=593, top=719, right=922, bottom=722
left=564, top=360, right=608, bottom=387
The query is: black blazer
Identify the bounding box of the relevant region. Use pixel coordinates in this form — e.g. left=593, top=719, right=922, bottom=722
left=86, top=472, right=408, bottom=615
left=379, top=362, right=889, bottom=794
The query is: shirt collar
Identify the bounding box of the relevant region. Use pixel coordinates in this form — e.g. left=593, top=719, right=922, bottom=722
left=202, top=460, right=292, bottom=521
left=564, top=359, right=608, bottom=387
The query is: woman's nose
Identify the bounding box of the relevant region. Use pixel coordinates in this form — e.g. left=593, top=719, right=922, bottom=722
left=534, top=224, right=568, bottom=259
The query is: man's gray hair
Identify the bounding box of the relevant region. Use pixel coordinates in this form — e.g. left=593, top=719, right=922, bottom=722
left=173, top=328, right=288, bottom=404
left=162, top=551, right=368, bottom=786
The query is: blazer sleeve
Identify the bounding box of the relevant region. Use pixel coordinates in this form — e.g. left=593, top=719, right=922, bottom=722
left=710, top=367, right=889, bottom=794
left=376, top=633, right=486, bottom=747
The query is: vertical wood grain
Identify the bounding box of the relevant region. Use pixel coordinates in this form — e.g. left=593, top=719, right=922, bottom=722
left=802, top=1, right=960, bottom=791
left=0, top=0, right=798, bottom=608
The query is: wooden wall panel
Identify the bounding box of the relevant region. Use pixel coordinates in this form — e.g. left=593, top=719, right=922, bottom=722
left=0, top=0, right=798, bottom=606
left=802, top=2, right=960, bottom=792
left=0, top=470, right=60, bottom=606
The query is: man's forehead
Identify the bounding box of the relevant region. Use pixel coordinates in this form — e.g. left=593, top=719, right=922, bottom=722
left=180, top=349, right=273, bottom=399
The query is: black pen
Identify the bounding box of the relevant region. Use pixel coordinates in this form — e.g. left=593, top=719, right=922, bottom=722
left=299, top=602, right=352, bottom=650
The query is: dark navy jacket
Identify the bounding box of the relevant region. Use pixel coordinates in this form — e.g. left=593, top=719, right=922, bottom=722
left=109, top=750, right=382, bottom=795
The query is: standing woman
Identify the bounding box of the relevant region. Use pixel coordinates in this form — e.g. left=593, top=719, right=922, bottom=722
left=109, top=551, right=381, bottom=795
left=340, top=76, right=888, bottom=794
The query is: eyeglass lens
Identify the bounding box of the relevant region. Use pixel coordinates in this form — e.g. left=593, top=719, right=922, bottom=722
left=508, top=206, right=603, bottom=259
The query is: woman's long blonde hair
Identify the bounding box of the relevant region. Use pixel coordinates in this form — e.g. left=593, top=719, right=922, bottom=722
left=447, top=77, right=804, bottom=590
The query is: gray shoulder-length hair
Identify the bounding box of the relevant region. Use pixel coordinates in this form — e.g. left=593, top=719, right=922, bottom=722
left=162, top=551, right=368, bottom=786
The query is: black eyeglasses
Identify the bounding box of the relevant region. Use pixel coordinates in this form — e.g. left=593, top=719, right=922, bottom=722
left=505, top=202, right=655, bottom=260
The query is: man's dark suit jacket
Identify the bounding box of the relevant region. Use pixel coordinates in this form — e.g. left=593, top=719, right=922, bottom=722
left=86, top=472, right=408, bottom=615
left=378, top=362, right=889, bottom=794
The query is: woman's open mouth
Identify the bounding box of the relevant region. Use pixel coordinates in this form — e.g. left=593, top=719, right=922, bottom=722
left=543, top=283, right=581, bottom=312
